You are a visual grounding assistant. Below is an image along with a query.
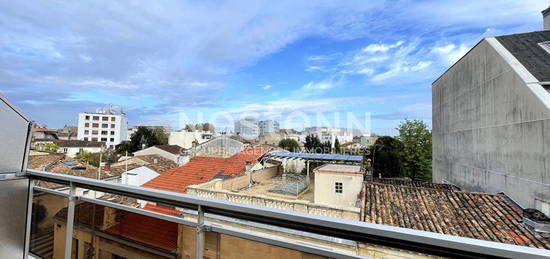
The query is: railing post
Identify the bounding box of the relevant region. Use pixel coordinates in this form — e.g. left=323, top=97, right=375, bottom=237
left=196, top=205, right=205, bottom=259
left=24, top=179, right=34, bottom=259
left=64, top=183, right=76, bottom=259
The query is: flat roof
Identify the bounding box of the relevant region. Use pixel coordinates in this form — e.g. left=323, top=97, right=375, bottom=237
left=265, top=152, right=363, bottom=162
left=315, top=164, right=362, bottom=174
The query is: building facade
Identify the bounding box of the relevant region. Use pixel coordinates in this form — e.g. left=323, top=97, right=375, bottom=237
left=432, top=30, right=550, bottom=213
left=258, top=120, right=280, bottom=136
left=234, top=118, right=259, bottom=139
left=303, top=127, right=354, bottom=147
left=314, top=164, right=364, bottom=207
left=77, top=108, right=128, bottom=148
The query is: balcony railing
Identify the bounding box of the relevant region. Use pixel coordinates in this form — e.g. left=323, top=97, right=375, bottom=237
left=23, top=169, right=550, bottom=259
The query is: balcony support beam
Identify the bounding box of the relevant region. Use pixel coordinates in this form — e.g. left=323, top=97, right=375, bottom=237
left=196, top=205, right=205, bottom=259
left=64, top=183, right=76, bottom=259
left=23, top=179, right=34, bottom=259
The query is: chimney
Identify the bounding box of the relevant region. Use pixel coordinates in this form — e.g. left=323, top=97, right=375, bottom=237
left=543, top=6, right=550, bottom=31
left=246, top=161, right=253, bottom=187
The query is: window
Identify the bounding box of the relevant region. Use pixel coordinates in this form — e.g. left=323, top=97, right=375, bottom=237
left=110, top=131, right=115, bottom=135
left=82, top=190, right=89, bottom=196
left=102, top=116, right=109, bottom=121
left=83, top=137, right=88, bottom=141
left=335, top=182, right=343, bottom=193
left=92, top=123, right=99, bottom=128
left=111, top=117, right=116, bottom=121
left=85, top=115, right=90, bottom=120
left=91, top=137, right=98, bottom=141
left=71, top=238, right=79, bottom=259
left=110, top=138, right=114, bottom=142
left=101, top=131, right=108, bottom=135
left=101, top=138, right=107, bottom=142
left=92, top=116, right=99, bottom=120
left=79, top=148, right=84, bottom=153
left=84, top=130, right=89, bottom=134
left=111, top=124, right=115, bottom=128
left=92, top=130, right=98, bottom=135
left=84, top=123, right=89, bottom=127
left=102, top=124, right=108, bottom=128
left=63, top=148, right=68, bottom=154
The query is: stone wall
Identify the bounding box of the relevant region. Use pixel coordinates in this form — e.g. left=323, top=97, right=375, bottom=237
left=188, top=171, right=360, bottom=221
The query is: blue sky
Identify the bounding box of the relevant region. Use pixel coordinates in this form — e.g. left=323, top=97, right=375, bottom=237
left=0, top=1, right=548, bottom=135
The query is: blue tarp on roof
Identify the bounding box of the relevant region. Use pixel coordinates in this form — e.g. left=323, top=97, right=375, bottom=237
left=265, top=151, right=363, bottom=162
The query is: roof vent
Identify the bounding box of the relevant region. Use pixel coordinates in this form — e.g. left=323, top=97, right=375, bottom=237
left=539, top=41, right=550, bottom=55
left=523, top=208, right=550, bottom=236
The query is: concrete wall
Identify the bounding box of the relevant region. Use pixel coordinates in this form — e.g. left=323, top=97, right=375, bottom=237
left=219, top=166, right=280, bottom=190
left=168, top=131, right=211, bottom=149
left=314, top=171, right=363, bottom=207
left=432, top=38, right=550, bottom=210
left=60, top=146, right=102, bottom=158
left=188, top=175, right=360, bottom=221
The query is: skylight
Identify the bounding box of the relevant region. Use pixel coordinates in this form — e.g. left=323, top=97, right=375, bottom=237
left=539, top=41, right=550, bottom=55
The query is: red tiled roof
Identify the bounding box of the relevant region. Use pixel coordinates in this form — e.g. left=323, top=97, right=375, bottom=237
left=361, top=182, right=550, bottom=249
left=106, top=210, right=178, bottom=251
left=142, top=148, right=269, bottom=193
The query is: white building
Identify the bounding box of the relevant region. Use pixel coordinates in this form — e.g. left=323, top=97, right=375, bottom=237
left=314, top=164, right=364, bottom=207
left=234, top=118, right=259, bottom=139
left=77, top=107, right=128, bottom=148
left=168, top=130, right=213, bottom=149
left=302, top=127, right=354, bottom=147
left=258, top=120, right=280, bottom=136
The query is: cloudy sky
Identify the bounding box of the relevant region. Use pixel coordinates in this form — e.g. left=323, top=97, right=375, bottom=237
left=1, top=0, right=548, bottom=135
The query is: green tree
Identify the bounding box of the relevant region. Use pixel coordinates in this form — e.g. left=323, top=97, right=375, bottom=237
left=115, top=127, right=160, bottom=154
left=77, top=151, right=119, bottom=167
left=36, top=142, right=60, bottom=152
left=334, top=137, right=341, bottom=154
left=152, top=128, right=169, bottom=145
left=369, top=136, right=404, bottom=178
left=278, top=138, right=300, bottom=152
left=304, top=135, right=322, bottom=152
left=396, top=119, right=432, bottom=181
left=184, top=124, right=195, bottom=131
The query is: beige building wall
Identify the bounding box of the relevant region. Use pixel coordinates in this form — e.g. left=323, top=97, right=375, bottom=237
left=314, top=171, right=363, bottom=207
left=133, top=146, right=179, bottom=162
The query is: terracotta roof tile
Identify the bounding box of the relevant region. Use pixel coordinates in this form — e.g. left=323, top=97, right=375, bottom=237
left=142, top=148, right=269, bottom=193
left=360, top=182, right=550, bottom=249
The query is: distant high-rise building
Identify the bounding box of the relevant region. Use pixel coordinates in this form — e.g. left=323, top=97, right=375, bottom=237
left=77, top=107, right=128, bottom=148
left=258, top=119, right=280, bottom=136
left=234, top=118, right=259, bottom=139
left=303, top=127, right=354, bottom=147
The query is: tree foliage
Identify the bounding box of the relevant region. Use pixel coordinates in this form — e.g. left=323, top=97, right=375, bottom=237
left=369, top=136, right=404, bottom=178
left=77, top=151, right=119, bottom=167
left=278, top=138, right=300, bottom=152
left=115, top=126, right=161, bottom=154
left=334, top=137, right=341, bottom=154
left=152, top=128, right=169, bottom=145
left=396, top=119, right=432, bottom=180
left=36, top=142, right=60, bottom=152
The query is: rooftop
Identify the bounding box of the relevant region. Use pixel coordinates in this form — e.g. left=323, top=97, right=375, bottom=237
left=315, top=164, right=362, bottom=174
left=142, top=148, right=269, bottom=193
left=151, top=144, right=184, bottom=155
left=361, top=181, right=550, bottom=249
left=496, top=30, right=550, bottom=82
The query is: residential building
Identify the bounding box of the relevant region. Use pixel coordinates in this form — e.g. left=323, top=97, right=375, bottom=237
left=313, top=164, right=364, bottom=207
left=168, top=130, right=213, bottom=149
left=279, top=128, right=302, bottom=142
left=303, top=127, right=354, bottom=147
left=132, top=144, right=184, bottom=164
left=32, top=127, right=58, bottom=140
left=128, top=125, right=172, bottom=138
left=234, top=117, right=259, bottom=139
left=432, top=28, right=550, bottom=213
left=56, top=125, right=78, bottom=140
left=77, top=107, right=128, bottom=148
left=33, top=139, right=104, bottom=158
left=189, top=135, right=244, bottom=158
left=544, top=6, right=550, bottom=30
left=258, top=119, right=280, bottom=136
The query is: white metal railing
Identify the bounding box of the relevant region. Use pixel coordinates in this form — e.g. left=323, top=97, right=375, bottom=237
left=26, top=169, right=550, bottom=259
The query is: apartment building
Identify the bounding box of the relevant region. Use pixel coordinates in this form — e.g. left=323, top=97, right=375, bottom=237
left=302, top=127, right=354, bottom=147
left=234, top=118, right=259, bottom=139
left=258, top=119, right=280, bottom=136
left=77, top=108, right=128, bottom=148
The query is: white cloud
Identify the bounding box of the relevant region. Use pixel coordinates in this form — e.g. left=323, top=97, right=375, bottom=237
left=432, top=43, right=470, bottom=64
left=302, top=80, right=335, bottom=91
left=361, top=41, right=404, bottom=53
left=262, top=84, right=272, bottom=90
left=305, top=66, right=323, bottom=72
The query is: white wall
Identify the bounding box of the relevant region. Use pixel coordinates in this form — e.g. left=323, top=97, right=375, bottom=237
left=314, top=171, right=363, bottom=207
left=133, top=146, right=179, bottom=163
left=122, top=166, right=160, bottom=187
left=168, top=131, right=210, bottom=149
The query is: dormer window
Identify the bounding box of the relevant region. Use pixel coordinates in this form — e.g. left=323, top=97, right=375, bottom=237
left=539, top=41, right=550, bottom=55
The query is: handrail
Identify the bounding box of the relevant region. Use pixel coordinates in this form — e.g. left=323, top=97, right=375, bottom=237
left=27, top=169, right=550, bottom=259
